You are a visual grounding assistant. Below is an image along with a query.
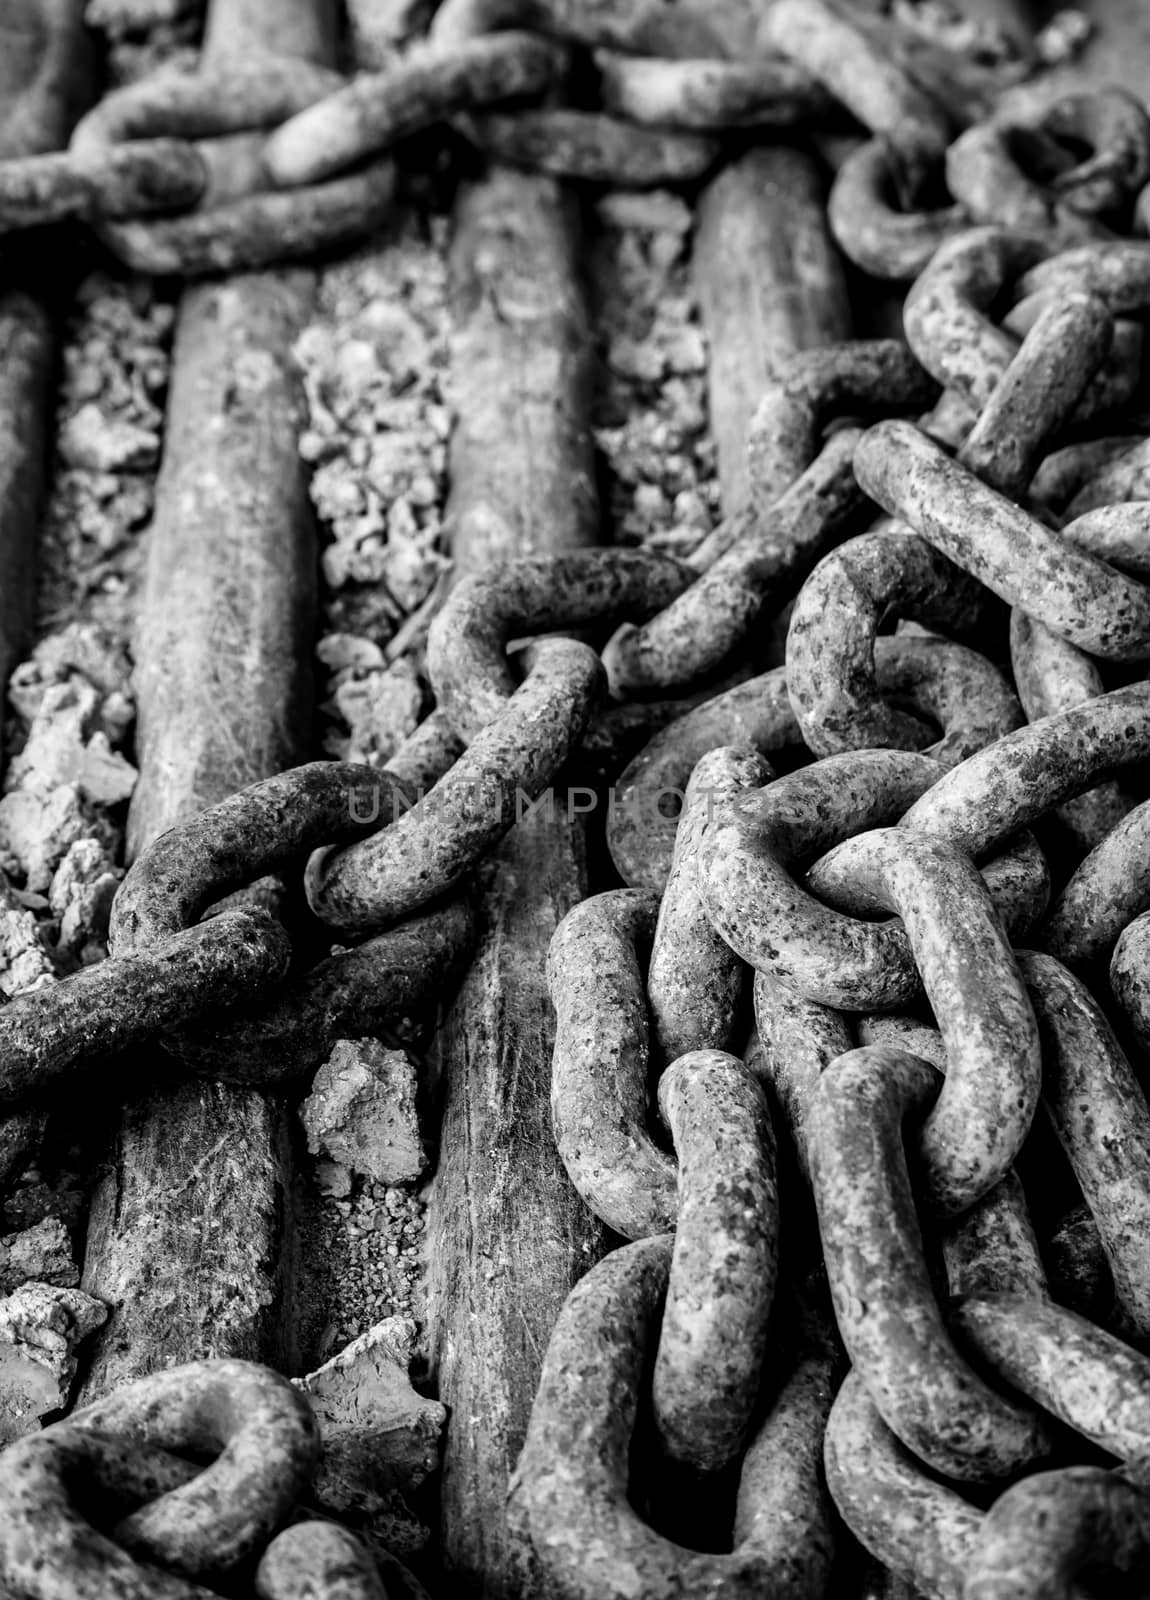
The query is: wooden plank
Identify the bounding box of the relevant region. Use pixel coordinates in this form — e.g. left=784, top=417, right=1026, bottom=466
left=0, top=0, right=94, bottom=759
left=691, top=147, right=851, bottom=565
left=77, top=0, right=333, bottom=1399
left=423, top=166, right=607, bottom=1600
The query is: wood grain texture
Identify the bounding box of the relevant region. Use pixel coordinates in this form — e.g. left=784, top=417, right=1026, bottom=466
left=693, top=145, right=852, bottom=520
left=77, top=0, right=330, bottom=1401
left=0, top=0, right=94, bottom=760
left=424, top=164, right=607, bottom=1600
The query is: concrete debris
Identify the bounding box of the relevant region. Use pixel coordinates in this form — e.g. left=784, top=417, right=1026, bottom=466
left=0, top=893, right=55, bottom=996
left=316, top=1161, right=354, bottom=1200
left=302, top=1180, right=427, bottom=1362
left=294, top=1315, right=445, bottom=1494
left=0, top=1220, right=78, bottom=1295
left=58, top=403, right=160, bottom=475
left=1034, top=8, right=1093, bottom=65
left=0, top=625, right=133, bottom=965
left=300, top=1040, right=427, bottom=1186
left=39, top=276, right=177, bottom=635
left=316, top=633, right=387, bottom=675
left=49, top=838, right=122, bottom=959
left=296, top=219, right=452, bottom=755
left=0, top=785, right=109, bottom=898
left=9, top=623, right=134, bottom=722
left=591, top=190, right=719, bottom=555
left=325, top=658, right=424, bottom=766
left=597, top=191, right=694, bottom=236
left=0, top=1282, right=108, bottom=1444
left=5, top=680, right=136, bottom=806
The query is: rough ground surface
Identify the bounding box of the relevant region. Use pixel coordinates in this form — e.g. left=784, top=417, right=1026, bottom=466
left=301, top=1178, right=429, bottom=1362
left=590, top=189, right=720, bottom=558
left=291, top=202, right=456, bottom=1368
left=296, top=214, right=452, bottom=766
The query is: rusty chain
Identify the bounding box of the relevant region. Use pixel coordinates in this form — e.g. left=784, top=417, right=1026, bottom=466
left=9, top=0, right=1150, bottom=1595
left=0, top=0, right=1144, bottom=273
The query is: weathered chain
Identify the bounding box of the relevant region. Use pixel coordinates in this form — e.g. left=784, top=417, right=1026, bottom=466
left=8, top=0, right=1150, bottom=1595
left=2, top=0, right=1149, bottom=274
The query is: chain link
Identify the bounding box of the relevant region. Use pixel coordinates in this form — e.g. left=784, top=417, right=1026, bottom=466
left=11, top=0, right=1150, bottom=1592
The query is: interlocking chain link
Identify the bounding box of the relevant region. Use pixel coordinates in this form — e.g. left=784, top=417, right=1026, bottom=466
left=9, top=0, right=1150, bottom=1594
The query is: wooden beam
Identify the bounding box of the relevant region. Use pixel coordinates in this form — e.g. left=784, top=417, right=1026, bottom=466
left=0, top=0, right=94, bottom=761
left=77, top=0, right=335, bottom=1398
left=423, top=166, right=607, bottom=1600
left=694, top=147, right=852, bottom=527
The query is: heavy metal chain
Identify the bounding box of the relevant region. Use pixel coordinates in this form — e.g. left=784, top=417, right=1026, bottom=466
left=7, top=0, right=1150, bottom=1595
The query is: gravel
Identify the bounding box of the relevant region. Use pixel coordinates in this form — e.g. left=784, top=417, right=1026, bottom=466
left=296, top=213, right=453, bottom=766
left=35, top=277, right=176, bottom=639
left=301, top=1176, right=430, bottom=1365
left=589, top=189, right=720, bottom=558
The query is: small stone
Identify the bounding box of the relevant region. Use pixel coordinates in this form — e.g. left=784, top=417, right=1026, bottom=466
left=0, top=1220, right=77, bottom=1294
left=608, top=336, right=666, bottom=385
left=597, top=191, right=693, bottom=235
left=1034, top=8, right=1092, bottom=64
left=32, top=624, right=133, bottom=700
left=0, top=786, right=92, bottom=895
left=316, top=1161, right=353, bottom=1200
left=316, top=633, right=386, bottom=674
left=49, top=840, right=121, bottom=954
left=0, top=1282, right=108, bottom=1443
left=322, top=537, right=390, bottom=590
left=382, top=531, right=445, bottom=614
left=351, top=303, right=429, bottom=386
left=664, top=325, right=707, bottom=376
left=633, top=484, right=669, bottom=521
left=300, top=1039, right=427, bottom=1186
left=672, top=489, right=709, bottom=526
left=58, top=404, right=159, bottom=473
left=4, top=681, right=136, bottom=805
left=333, top=660, right=423, bottom=767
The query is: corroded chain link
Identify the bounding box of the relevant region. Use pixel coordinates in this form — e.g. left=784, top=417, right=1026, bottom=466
left=509, top=57, right=1150, bottom=1595
left=3, top=0, right=1148, bottom=278
left=0, top=1357, right=429, bottom=1598
left=10, top=0, right=1150, bottom=1595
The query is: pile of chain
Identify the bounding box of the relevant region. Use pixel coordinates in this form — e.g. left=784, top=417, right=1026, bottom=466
left=0, top=1355, right=431, bottom=1599
left=0, top=0, right=1109, bottom=276
left=5, top=0, right=1150, bottom=1594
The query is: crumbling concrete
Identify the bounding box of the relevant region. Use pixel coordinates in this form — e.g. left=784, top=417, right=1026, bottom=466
left=300, top=1039, right=427, bottom=1186
left=0, top=1281, right=107, bottom=1442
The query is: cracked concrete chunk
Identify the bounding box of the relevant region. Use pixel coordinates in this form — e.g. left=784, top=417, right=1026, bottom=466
left=58, top=402, right=160, bottom=473
left=0, top=894, right=55, bottom=996
left=300, top=1039, right=427, bottom=1185
left=317, top=633, right=386, bottom=674
left=0, top=785, right=97, bottom=894
left=0, top=1282, right=108, bottom=1442
left=330, top=660, right=423, bottom=767
left=316, top=1160, right=353, bottom=1199
left=294, top=1315, right=445, bottom=1497
left=0, top=1220, right=77, bottom=1294
left=5, top=681, right=137, bottom=806
left=49, top=838, right=121, bottom=955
